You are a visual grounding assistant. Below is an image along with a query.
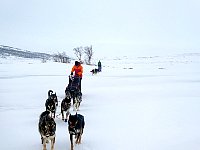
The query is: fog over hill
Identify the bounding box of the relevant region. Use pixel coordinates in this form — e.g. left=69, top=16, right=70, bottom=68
left=1, top=45, right=200, bottom=67
left=0, top=45, right=52, bottom=60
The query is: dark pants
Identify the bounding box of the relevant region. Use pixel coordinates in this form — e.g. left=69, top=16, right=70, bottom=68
left=98, top=66, right=101, bottom=72
left=79, top=78, right=82, bottom=92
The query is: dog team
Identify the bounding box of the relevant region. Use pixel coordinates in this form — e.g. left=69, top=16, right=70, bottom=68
left=90, top=60, right=102, bottom=75
left=38, top=61, right=85, bottom=150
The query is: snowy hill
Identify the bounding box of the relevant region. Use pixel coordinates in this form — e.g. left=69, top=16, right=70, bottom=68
left=0, top=45, right=52, bottom=59
left=0, top=53, right=200, bottom=150
left=0, top=45, right=74, bottom=64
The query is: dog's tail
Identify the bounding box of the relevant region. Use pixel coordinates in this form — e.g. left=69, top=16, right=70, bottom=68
left=48, top=90, right=54, bottom=98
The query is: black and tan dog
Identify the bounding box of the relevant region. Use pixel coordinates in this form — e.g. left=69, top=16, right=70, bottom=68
left=90, top=68, right=99, bottom=75
left=45, top=90, right=57, bottom=118
left=61, top=94, right=71, bottom=122
left=65, top=76, right=82, bottom=111
left=38, top=111, right=56, bottom=150
left=68, top=113, right=85, bottom=150
left=48, top=90, right=58, bottom=106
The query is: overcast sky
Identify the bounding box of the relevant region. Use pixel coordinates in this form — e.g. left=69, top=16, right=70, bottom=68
left=1, top=0, right=200, bottom=58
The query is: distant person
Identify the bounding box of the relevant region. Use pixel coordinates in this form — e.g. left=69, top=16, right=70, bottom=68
left=98, top=60, right=102, bottom=72
left=71, top=61, right=83, bottom=93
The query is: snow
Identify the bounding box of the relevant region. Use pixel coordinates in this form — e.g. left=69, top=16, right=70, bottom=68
left=0, top=54, right=200, bottom=150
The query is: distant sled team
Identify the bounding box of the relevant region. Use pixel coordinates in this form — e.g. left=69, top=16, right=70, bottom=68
left=38, top=88, right=85, bottom=150
left=90, top=60, right=102, bottom=75
left=90, top=68, right=101, bottom=75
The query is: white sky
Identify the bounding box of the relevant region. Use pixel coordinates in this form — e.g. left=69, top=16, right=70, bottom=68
left=1, top=0, right=200, bottom=57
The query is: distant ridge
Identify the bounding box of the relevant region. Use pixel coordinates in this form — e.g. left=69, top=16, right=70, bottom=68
left=0, top=45, right=52, bottom=60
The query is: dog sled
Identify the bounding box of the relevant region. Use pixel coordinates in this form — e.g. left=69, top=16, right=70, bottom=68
left=65, top=75, right=82, bottom=111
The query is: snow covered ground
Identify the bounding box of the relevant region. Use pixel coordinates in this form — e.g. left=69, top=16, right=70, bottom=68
left=0, top=53, right=200, bottom=150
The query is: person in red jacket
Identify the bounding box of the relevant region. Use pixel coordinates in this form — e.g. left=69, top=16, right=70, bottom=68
left=71, top=61, right=83, bottom=92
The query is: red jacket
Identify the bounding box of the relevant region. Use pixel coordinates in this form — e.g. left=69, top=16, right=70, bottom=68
left=71, top=65, right=83, bottom=78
